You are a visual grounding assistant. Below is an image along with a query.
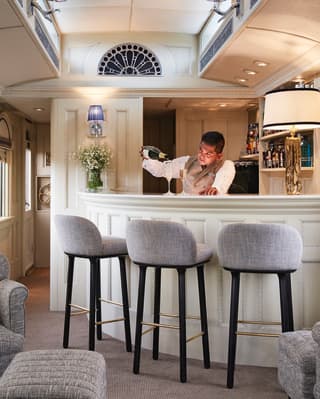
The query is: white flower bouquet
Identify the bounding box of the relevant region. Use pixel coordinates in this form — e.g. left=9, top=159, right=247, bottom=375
left=77, top=144, right=112, bottom=172
left=75, top=144, right=112, bottom=191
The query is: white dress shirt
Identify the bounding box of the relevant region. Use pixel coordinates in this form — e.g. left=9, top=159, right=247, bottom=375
left=142, top=156, right=235, bottom=195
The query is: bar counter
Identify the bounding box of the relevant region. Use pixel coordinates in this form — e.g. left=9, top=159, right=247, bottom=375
left=78, top=192, right=320, bottom=367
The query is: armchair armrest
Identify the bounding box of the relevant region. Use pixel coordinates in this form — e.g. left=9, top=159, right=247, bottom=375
left=0, top=279, right=28, bottom=336
left=312, top=322, right=320, bottom=345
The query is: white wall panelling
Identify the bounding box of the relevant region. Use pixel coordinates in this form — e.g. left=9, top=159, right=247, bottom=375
left=77, top=193, right=320, bottom=367
left=50, top=98, right=143, bottom=311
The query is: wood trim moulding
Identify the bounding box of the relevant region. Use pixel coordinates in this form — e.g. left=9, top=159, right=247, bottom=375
left=2, top=86, right=257, bottom=100
left=78, top=192, right=320, bottom=215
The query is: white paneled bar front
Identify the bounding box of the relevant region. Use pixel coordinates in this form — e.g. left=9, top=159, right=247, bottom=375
left=78, top=192, right=320, bottom=367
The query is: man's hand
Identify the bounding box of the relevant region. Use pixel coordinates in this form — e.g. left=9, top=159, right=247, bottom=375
left=139, top=146, right=148, bottom=160
left=199, top=187, right=218, bottom=196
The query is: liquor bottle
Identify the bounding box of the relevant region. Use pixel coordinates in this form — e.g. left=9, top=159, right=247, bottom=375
left=266, top=145, right=272, bottom=168
left=142, top=146, right=168, bottom=160
left=279, top=145, right=285, bottom=168
left=301, top=137, right=312, bottom=167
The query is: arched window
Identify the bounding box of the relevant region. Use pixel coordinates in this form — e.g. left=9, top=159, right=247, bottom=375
left=97, top=43, right=162, bottom=76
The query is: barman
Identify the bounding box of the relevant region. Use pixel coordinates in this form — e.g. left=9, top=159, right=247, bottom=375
left=141, top=131, right=235, bottom=195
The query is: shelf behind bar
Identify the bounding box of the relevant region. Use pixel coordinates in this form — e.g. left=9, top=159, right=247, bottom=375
left=260, top=167, right=314, bottom=172
left=260, top=130, right=291, bottom=141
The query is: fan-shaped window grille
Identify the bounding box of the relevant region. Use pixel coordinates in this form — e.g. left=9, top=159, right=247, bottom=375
left=0, top=117, right=12, bottom=149
left=98, top=43, right=162, bottom=76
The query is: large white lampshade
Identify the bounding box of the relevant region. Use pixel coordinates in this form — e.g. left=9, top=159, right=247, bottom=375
left=263, top=88, right=320, bottom=131
left=263, top=88, right=320, bottom=195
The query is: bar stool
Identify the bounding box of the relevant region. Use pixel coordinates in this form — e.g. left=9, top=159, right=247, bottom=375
left=126, top=219, right=213, bottom=383
left=217, top=223, right=303, bottom=389
left=55, top=214, right=132, bottom=352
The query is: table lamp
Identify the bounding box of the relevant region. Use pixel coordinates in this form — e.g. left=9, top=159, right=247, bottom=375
left=263, top=88, right=320, bottom=194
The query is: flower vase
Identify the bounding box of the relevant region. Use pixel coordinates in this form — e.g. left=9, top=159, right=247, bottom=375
left=87, top=169, right=103, bottom=192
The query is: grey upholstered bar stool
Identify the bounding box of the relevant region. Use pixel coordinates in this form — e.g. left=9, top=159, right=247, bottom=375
left=217, top=223, right=303, bottom=389
left=55, top=215, right=131, bottom=352
left=126, top=219, right=213, bottom=383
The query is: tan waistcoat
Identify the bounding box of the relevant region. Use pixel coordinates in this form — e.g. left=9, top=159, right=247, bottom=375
left=183, top=156, right=223, bottom=195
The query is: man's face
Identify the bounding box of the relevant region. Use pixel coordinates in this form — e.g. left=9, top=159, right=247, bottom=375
left=197, top=142, right=223, bottom=166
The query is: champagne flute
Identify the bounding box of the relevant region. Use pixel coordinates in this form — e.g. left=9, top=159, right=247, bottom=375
left=163, top=161, right=174, bottom=195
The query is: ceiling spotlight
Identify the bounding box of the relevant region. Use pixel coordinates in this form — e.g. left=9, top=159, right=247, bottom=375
left=33, top=107, right=45, bottom=112
left=292, top=76, right=305, bottom=83
left=254, top=60, right=268, bottom=67
left=218, top=103, right=227, bottom=107
left=236, top=77, right=247, bottom=83
left=243, top=69, right=257, bottom=75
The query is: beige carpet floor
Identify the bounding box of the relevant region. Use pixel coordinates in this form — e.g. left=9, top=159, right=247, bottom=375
left=20, top=268, right=287, bottom=399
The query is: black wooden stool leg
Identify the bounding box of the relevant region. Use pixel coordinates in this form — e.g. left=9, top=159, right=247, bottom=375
left=227, top=271, right=240, bottom=389
left=153, top=267, right=161, bottom=360
left=178, top=268, right=187, bottom=383
left=278, top=272, right=294, bottom=332
left=133, top=266, right=147, bottom=374
left=119, top=256, right=132, bottom=352
left=89, top=257, right=98, bottom=351
left=63, top=255, right=74, bottom=348
left=197, top=265, right=210, bottom=369
left=96, top=259, right=102, bottom=340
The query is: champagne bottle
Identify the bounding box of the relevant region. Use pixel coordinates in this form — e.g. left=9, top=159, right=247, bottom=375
left=142, top=145, right=168, bottom=160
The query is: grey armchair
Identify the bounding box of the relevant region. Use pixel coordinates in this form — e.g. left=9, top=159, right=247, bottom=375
left=278, top=321, right=320, bottom=399
left=0, top=255, right=28, bottom=375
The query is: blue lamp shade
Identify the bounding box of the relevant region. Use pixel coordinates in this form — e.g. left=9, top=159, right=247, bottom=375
left=87, top=105, right=104, bottom=122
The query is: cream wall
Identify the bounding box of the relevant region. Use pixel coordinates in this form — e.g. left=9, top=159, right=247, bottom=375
left=50, top=97, right=143, bottom=310
left=176, top=109, right=248, bottom=161
left=60, top=31, right=237, bottom=90
left=0, top=109, right=35, bottom=279
left=35, top=123, right=50, bottom=268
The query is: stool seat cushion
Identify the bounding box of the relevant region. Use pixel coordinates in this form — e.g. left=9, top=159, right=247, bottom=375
left=278, top=330, right=316, bottom=399
left=101, top=236, right=127, bottom=257
left=127, top=220, right=212, bottom=266
left=196, top=244, right=214, bottom=265
left=55, top=215, right=128, bottom=257
left=217, top=223, right=302, bottom=271
left=0, top=349, right=107, bottom=399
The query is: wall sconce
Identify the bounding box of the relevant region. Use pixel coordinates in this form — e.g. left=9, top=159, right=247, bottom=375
left=263, top=88, right=320, bottom=195
left=87, top=105, right=105, bottom=137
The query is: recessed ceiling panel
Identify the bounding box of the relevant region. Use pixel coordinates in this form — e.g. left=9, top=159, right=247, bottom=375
left=248, top=0, right=320, bottom=43
left=201, top=28, right=317, bottom=87
left=0, top=27, right=57, bottom=87
left=55, top=7, right=131, bottom=33
left=132, top=9, right=209, bottom=34
left=54, top=0, right=213, bottom=34
left=0, top=1, right=22, bottom=28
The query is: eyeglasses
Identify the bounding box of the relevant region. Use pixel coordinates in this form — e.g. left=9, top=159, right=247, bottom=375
left=198, top=146, right=217, bottom=158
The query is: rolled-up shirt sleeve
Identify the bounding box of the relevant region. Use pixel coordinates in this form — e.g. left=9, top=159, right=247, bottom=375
left=142, top=156, right=190, bottom=179
left=214, top=160, right=236, bottom=195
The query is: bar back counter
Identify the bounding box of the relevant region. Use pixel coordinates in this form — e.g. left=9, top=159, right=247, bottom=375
left=75, top=192, right=320, bottom=367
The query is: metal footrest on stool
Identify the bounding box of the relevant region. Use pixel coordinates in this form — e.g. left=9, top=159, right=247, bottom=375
left=141, top=312, right=205, bottom=343
left=70, top=299, right=125, bottom=325
left=236, top=319, right=282, bottom=338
